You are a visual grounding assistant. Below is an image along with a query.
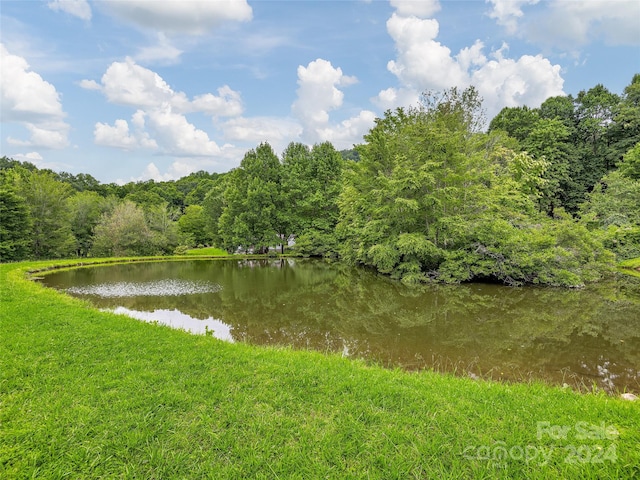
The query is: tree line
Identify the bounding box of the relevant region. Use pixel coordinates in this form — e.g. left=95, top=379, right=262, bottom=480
left=1, top=75, right=638, bottom=287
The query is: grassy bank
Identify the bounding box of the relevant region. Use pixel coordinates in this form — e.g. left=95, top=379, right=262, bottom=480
left=184, top=247, right=228, bottom=256
left=1, top=259, right=639, bottom=479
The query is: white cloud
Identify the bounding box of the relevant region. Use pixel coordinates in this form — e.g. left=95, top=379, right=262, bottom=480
left=98, top=57, right=190, bottom=111
left=48, top=0, right=92, bottom=21
left=145, top=103, right=221, bottom=156
left=192, top=86, right=243, bottom=117
left=316, top=110, right=377, bottom=150
left=0, top=43, right=70, bottom=148
left=79, top=79, right=101, bottom=90
left=128, top=155, right=240, bottom=184
left=486, top=0, right=539, bottom=34
left=13, top=151, right=43, bottom=162
left=222, top=116, right=302, bottom=143
left=471, top=48, right=564, bottom=113
left=86, top=58, right=246, bottom=159
left=102, top=0, right=252, bottom=35
left=136, top=162, right=175, bottom=182
left=292, top=59, right=362, bottom=142
left=487, top=0, right=640, bottom=48
left=291, top=58, right=375, bottom=147
left=11, top=151, right=72, bottom=172
left=94, top=117, right=158, bottom=150
left=134, top=33, right=183, bottom=65
left=381, top=12, right=565, bottom=119
left=293, top=59, right=347, bottom=126
left=526, top=0, right=640, bottom=48
left=86, top=58, right=242, bottom=116
left=372, top=87, right=419, bottom=111
left=386, top=13, right=467, bottom=91
left=391, top=0, right=441, bottom=18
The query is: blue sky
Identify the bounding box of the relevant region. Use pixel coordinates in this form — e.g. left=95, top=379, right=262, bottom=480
left=1, top=0, right=639, bottom=184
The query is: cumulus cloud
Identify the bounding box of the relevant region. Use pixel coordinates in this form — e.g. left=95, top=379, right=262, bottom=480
left=96, top=57, right=190, bottom=111
left=79, top=79, right=101, bottom=90
left=291, top=58, right=373, bottom=146
left=47, top=0, right=92, bottom=21
left=316, top=110, right=378, bottom=150
left=380, top=10, right=564, bottom=119
left=222, top=116, right=303, bottom=145
left=14, top=151, right=44, bottom=162
left=0, top=44, right=70, bottom=148
left=84, top=58, right=246, bottom=157
left=526, top=0, right=640, bottom=48
left=94, top=116, right=158, bottom=150
left=102, top=0, right=252, bottom=35
left=471, top=47, right=564, bottom=112
left=486, top=0, right=539, bottom=34
left=487, top=0, right=640, bottom=48
left=145, top=103, right=221, bottom=156
left=134, top=33, right=183, bottom=65
left=192, top=86, right=243, bottom=117
left=126, top=153, right=241, bottom=184
left=391, top=0, right=441, bottom=18
left=372, top=87, right=420, bottom=111
left=84, top=57, right=243, bottom=117
left=386, top=13, right=467, bottom=91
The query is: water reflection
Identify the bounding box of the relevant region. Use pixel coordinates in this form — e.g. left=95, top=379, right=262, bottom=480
left=40, top=259, right=640, bottom=394
left=110, top=307, right=233, bottom=340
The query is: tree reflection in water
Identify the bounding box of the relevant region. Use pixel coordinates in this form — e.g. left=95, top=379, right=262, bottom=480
left=41, top=259, right=640, bottom=394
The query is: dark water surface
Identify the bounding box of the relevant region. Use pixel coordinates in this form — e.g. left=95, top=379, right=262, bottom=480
left=40, top=259, right=640, bottom=393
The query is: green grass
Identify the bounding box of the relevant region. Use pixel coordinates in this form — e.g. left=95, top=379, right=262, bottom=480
left=184, top=247, right=228, bottom=256
left=1, top=259, right=639, bottom=479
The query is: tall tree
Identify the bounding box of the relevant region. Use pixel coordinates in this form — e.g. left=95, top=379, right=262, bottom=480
left=607, top=74, right=640, bottom=168
left=91, top=201, right=154, bottom=257
left=489, top=105, right=539, bottom=142
left=68, top=190, right=108, bottom=257
left=280, top=142, right=344, bottom=255
left=218, top=143, right=283, bottom=252
left=0, top=186, right=32, bottom=261
left=338, top=87, right=612, bottom=286
left=178, top=205, right=209, bottom=247
left=17, top=171, right=75, bottom=258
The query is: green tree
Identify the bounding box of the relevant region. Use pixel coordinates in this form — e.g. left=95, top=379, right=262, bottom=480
left=202, top=175, right=229, bottom=247
left=337, top=87, right=613, bottom=286
left=146, top=202, right=180, bottom=254
left=0, top=186, right=32, bottom=261
left=16, top=170, right=75, bottom=258
left=91, top=201, right=154, bottom=257
left=489, top=105, right=539, bottom=142
left=68, top=191, right=108, bottom=257
left=281, top=142, right=344, bottom=256
left=218, top=143, right=283, bottom=252
left=522, top=118, right=580, bottom=214
left=618, top=142, right=640, bottom=180
left=178, top=205, right=208, bottom=247
left=608, top=74, right=640, bottom=168
left=581, top=166, right=640, bottom=260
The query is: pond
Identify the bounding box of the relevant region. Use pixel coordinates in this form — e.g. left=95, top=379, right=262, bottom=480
left=39, top=258, right=640, bottom=394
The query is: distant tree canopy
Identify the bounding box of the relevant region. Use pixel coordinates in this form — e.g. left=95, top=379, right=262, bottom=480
left=1, top=74, right=638, bottom=287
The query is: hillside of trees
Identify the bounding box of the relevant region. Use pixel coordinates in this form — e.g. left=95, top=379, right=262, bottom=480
left=1, top=75, right=639, bottom=287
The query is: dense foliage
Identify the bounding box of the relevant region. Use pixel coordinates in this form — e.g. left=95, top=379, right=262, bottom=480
left=1, top=76, right=639, bottom=286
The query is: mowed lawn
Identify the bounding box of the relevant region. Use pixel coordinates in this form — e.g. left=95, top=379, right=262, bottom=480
left=1, top=259, right=639, bottom=479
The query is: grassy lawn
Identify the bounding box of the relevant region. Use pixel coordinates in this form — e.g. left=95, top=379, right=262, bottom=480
left=185, top=247, right=229, bottom=256
left=1, top=259, right=639, bottom=479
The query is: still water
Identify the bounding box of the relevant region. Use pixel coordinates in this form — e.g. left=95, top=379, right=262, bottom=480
left=40, top=259, right=640, bottom=393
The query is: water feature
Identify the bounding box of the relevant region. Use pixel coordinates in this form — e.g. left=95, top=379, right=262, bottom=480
left=39, top=258, right=640, bottom=394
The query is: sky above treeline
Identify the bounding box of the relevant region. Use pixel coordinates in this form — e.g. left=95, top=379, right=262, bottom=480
left=1, top=0, right=639, bottom=184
